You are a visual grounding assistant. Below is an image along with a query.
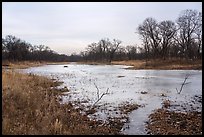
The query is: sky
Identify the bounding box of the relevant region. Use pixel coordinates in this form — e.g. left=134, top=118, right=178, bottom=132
left=2, top=2, right=202, bottom=55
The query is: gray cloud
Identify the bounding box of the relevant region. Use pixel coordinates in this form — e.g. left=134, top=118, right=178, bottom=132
left=2, top=2, right=202, bottom=54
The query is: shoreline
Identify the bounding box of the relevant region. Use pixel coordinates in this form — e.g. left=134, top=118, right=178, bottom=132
left=2, top=60, right=202, bottom=135
left=2, top=61, right=70, bottom=69
left=78, top=59, right=202, bottom=70
left=2, top=63, right=139, bottom=135
left=2, top=58, right=202, bottom=70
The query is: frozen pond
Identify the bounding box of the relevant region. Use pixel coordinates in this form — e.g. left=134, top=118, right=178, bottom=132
left=22, top=63, right=202, bottom=135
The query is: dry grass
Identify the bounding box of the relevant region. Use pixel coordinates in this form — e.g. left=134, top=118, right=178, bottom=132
left=2, top=61, right=70, bottom=69
left=2, top=70, right=123, bottom=135
left=147, top=108, right=202, bottom=135
left=118, top=103, right=140, bottom=115
left=146, top=99, right=202, bottom=135
left=2, top=61, right=46, bottom=69
left=77, top=61, right=111, bottom=65
left=112, top=60, right=146, bottom=69
left=112, top=58, right=202, bottom=70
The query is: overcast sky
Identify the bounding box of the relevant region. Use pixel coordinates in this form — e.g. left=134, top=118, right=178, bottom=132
left=2, top=2, right=202, bottom=55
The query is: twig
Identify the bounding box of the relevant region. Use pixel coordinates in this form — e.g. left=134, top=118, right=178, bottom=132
left=92, top=83, right=109, bottom=107
left=176, top=74, right=190, bottom=94
left=94, top=82, right=100, bottom=99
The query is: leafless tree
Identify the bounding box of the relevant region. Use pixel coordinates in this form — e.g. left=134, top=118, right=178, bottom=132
left=115, top=46, right=126, bottom=60
left=126, top=45, right=138, bottom=60
left=137, top=17, right=161, bottom=59
left=158, top=20, right=177, bottom=60
left=98, top=38, right=111, bottom=61
left=107, top=39, right=122, bottom=62
left=82, top=38, right=122, bottom=62
left=2, top=35, right=71, bottom=62
left=175, top=9, right=202, bottom=59
left=194, top=12, right=202, bottom=59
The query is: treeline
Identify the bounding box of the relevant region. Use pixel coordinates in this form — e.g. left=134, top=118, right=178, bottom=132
left=137, top=9, right=202, bottom=60
left=80, top=38, right=123, bottom=62
left=80, top=38, right=145, bottom=62
left=2, top=35, right=81, bottom=62
left=2, top=9, right=202, bottom=63
left=80, top=9, right=202, bottom=62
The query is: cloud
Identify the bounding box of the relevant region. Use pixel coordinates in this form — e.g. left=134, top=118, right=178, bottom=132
left=2, top=2, right=202, bottom=54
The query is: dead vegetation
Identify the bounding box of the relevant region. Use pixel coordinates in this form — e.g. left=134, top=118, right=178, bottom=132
left=2, top=70, right=124, bottom=135
left=112, top=58, right=202, bottom=70
left=176, top=74, right=191, bottom=94
left=91, top=83, right=109, bottom=108
left=118, top=102, right=141, bottom=115
left=146, top=99, right=202, bottom=135
left=3, top=60, right=201, bottom=135
left=2, top=61, right=69, bottom=69
left=147, top=109, right=202, bottom=135
left=2, top=61, right=46, bottom=69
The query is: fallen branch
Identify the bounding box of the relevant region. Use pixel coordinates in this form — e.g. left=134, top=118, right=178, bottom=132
left=92, top=83, right=109, bottom=107
left=176, top=74, right=191, bottom=94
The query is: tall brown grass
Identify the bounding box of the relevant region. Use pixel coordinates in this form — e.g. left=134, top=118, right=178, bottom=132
left=2, top=60, right=70, bottom=69
left=112, top=58, right=202, bottom=70
left=2, top=70, right=122, bottom=135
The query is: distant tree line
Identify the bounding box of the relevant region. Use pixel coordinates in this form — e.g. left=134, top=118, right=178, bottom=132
left=2, top=35, right=82, bottom=62
left=80, top=38, right=145, bottom=62
left=80, top=38, right=122, bottom=62
left=2, top=9, right=202, bottom=62
left=80, top=9, right=202, bottom=62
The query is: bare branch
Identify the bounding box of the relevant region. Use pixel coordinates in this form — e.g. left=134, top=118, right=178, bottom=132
left=92, top=84, right=109, bottom=108
left=176, top=74, right=190, bottom=94
left=94, top=82, right=100, bottom=99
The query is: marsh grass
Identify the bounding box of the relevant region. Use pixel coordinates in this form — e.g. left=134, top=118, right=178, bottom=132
left=2, top=61, right=70, bottom=69
left=2, top=70, right=123, bottom=135
left=111, top=58, right=202, bottom=70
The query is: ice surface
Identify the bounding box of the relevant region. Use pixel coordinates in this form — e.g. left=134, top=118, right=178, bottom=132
left=22, top=63, right=202, bottom=135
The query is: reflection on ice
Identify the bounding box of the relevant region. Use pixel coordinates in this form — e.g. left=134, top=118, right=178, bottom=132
left=22, top=64, right=202, bottom=135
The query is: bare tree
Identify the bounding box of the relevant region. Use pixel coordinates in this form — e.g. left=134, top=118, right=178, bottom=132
left=2, top=35, right=70, bottom=62
left=194, top=12, right=202, bottom=59
left=115, top=46, right=126, bottom=60
left=126, top=45, right=138, bottom=60
left=86, top=42, right=98, bottom=61
left=158, top=20, right=177, bottom=60
left=137, top=17, right=161, bottom=59
left=98, top=38, right=111, bottom=61
left=176, top=9, right=202, bottom=59
left=107, top=39, right=122, bottom=62
left=82, top=38, right=122, bottom=62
